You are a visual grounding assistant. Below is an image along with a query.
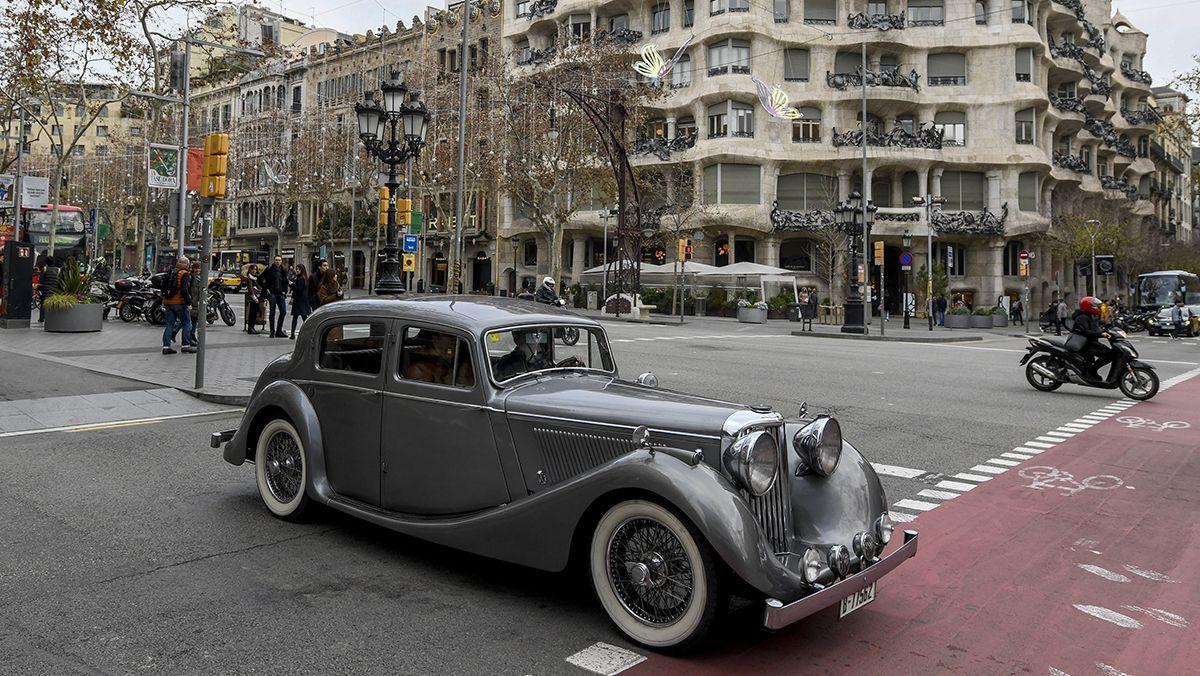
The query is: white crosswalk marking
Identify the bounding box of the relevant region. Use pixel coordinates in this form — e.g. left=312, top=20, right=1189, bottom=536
left=937, top=480, right=977, bottom=492
left=1014, top=446, right=1045, bottom=454
left=954, top=472, right=994, bottom=482
left=987, top=458, right=1021, bottom=467
left=871, top=463, right=927, bottom=479
left=889, top=511, right=917, bottom=523
left=1024, top=441, right=1057, bottom=449
left=918, top=489, right=960, bottom=501
left=894, top=499, right=940, bottom=512
left=970, top=464, right=1009, bottom=475
left=1001, top=452, right=1034, bottom=460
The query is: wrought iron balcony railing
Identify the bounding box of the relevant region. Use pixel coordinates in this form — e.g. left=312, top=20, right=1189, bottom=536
left=826, top=66, right=920, bottom=91
left=846, top=12, right=905, bottom=30
left=931, top=204, right=1008, bottom=236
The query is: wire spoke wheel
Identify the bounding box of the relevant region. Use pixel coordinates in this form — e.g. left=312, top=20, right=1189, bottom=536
left=263, top=430, right=303, bottom=504
left=607, top=517, right=695, bottom=626
left=254, top=418, right=310, bottom=520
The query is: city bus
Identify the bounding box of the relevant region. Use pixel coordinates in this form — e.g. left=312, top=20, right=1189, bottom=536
left=1135, top=270, right=1200, bottom=309
left=20, top=204, right=88, bottom=261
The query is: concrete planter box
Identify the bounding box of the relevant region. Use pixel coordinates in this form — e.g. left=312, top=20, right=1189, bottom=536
left=737, top=307, right=768, bottom=324
left=44, top=303, right=104, bottom=333
left=969, top=315, right=993, bottom=329
left=992, top=314, right=1009, bottom=328
left=945, top=313, right=971, bottom=329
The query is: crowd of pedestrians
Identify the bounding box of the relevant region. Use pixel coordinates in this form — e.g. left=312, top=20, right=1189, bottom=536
left=244, top=257, right=341, bottom=338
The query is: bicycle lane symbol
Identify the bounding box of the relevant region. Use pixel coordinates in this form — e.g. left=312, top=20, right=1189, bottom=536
left=1018, top=466, right=1129, bottom=497
left=1115, top=416, right=1191, bottom=433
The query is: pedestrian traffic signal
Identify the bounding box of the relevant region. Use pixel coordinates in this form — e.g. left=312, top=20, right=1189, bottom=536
left=677, top=238, right=694, bottom=261
left=378, top=186, right=389, bottom=226
left=199, top=133, right=229, bottom=199
left=396, top=198, right=412, bottom=226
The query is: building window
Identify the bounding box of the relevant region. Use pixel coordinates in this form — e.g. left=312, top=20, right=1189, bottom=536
left=834, top=51, right=860, bottom=75
left=937, top=243, right=967, bottom=276
left=1138, top=136, right=1149, bottom=157
left=609, top=14, right=629, bottom=31
left=780, top=239, right=814, bottom=272
left=975, top=1, right=988, bottom=24
left=516, top=0, right=529, bottom=17
left=792, top=108, right=822, bottom=143
left=319, top=323, right=386, bottom=374
left=940, top=171, right=986, bottom=211
left=1097, top=161, right=1108, bottom=178
left=684, top=0, right=695, bottom=26
left=1081, top=145, right=1092, bottom=171
left=934, top=111, right=966, bottom=145
left=569, top=14, right=591, bottom=40
left=523, top=240, right=537, bottom=267
left=1011, top=0, right=1031, bottom=24
left=703, top=163, right=761, bottom=204
left=645, top=119, right=668, bottom=138
left=1003, top=240, right=1025, bottom=275
left=95, top=145, right=108, bottom=156
left=260, top=23, right=275, bottom=45
left=896, top=114, right=916, bottom=135
left=651, top=3, right=670, bottom=33
left=868, top=1, right=887, bottom=15
left=776, top=172, right=836, bottom=210
left=784, top=48, right=810, bottom=81
left=671, top=55, right=693, bottom=87
left=131, top=126, right=143, bottom=136
left=51, top=124, right=62, bottom=135
left=707, top=103, right=727, bottom=138
left=96, top=125, right=108, bottom=137
left=775, top=0, right=790, bottom=22
left=1016, top=47, right=1033, bottom=82
left=928, top=53, right=967, bottom=85
left=708, top=39, right=751, bottom=76
left=710, top=0, right=725, bottom=15
left=805, top=0, right=837, bottom=24
left=1018, top=172, right=1039, bottom=212
left=708, top=101, right=753, bottom=138
left=1015, top=108, right=1035, bottom=144
left=400, top=328, right=476, bottom=388
left=73, top=145, right=85, bottom=156
left=907, top=0, right=944, bottom=25
left=677, top=117, right=697, bottom=137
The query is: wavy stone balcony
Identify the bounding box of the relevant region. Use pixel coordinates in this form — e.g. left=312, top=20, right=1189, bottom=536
left=825, top=67, right=920, bottom=92
left=931, top=204, right=1008, bottom=237
left=830, top=124, right=944, bottom=150
left=631, top=132, right=697, bottom=161
left=1053, top=150, right=1090, bottom=174
left=1099, top=176, right=1141, bottom=201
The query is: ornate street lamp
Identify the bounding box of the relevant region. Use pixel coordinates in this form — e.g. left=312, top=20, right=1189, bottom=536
left=355, top=73, right=430, bottom=295
left=901, top=229, right=913, bottom=329
left=839, top=191, right=875, bottom=334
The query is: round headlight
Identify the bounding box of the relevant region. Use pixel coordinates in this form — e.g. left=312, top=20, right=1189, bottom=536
left=875, top=513, right=894, bottom=546
left=792, top=416, right=843, bottom=476
left=801, top=547, right=824, bottom=584
left=725, top=430, right=779, bottom=497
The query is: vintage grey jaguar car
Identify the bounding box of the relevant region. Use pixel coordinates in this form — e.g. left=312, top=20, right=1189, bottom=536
left=213, top=296, right=918, bottom=650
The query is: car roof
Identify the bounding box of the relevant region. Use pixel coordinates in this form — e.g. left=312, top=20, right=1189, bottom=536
left=312, top=295, right=601, bottom=333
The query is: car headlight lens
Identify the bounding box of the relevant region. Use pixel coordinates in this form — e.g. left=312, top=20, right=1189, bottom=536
left=725, top=430, right=779, bottom=497
left=801, top=547, right=824, bottom=584
left=792, top=417, right=843, bottom=476
left=828, top=544, right=852, bottom=578
left=875, top=513, right=894, bottom=546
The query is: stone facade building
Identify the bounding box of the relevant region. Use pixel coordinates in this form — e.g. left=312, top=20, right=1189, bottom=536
left=501, top=0, right=1178, bottom=311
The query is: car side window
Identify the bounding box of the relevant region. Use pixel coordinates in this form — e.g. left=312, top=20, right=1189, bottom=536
left=319, top=321, right=387, bottom=374
left=399, top=327, right=476, bottom=389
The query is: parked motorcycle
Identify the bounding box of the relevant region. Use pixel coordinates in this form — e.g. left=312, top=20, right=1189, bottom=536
left=1111, top=309, right=1155, bottom=334
left=115, top=277, right=154, bottom=323
left=207, top=279, right=237, bottom=327
left=1019, top=327, right=1159, bottom=401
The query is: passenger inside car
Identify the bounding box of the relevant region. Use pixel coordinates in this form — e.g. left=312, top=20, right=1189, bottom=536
left=401, top=329, right=475, bottom=387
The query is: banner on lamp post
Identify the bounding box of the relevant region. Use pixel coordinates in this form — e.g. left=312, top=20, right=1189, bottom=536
left=147, top=144, right=181, bottom=189
left=21, top=175, right=49, bottom=208
left=0, top=174, right=14, bottom=208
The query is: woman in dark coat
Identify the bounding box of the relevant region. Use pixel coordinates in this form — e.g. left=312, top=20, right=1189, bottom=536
left=289, top=263, right=312, bottom=339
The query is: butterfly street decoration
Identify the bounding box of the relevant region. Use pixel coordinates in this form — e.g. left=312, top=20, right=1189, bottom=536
left=751, top=77, right=802, bottom=120
left=631, top=35, right=696, bottom=83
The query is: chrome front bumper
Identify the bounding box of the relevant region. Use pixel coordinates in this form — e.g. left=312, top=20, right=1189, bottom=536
left=762, top=530, right=919, bottom=630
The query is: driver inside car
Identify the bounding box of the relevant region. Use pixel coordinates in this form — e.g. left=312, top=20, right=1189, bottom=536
left=493, top=329, right=553, bottom=381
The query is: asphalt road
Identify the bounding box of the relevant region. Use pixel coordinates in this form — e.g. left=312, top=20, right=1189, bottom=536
left=0, top=351, right=148, bottom=400
left=2, top=324, right=1197, bottom=674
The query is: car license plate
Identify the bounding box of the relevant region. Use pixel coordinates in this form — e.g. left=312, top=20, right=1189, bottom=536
left=839, top=582, right=876, bottom=618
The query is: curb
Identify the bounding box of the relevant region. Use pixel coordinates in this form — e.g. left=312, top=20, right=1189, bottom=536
left=589, top=315, right=689, bottom=326
left=182, top=389, right=250, bottom=406
left=789, top=331, right=986, bottom=344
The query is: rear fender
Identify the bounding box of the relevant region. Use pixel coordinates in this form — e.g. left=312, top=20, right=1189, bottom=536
left=222, top=379, right=331, bottom=502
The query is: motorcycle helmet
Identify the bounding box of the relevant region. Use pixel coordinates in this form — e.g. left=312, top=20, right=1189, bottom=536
left=1079, top=296, right=1102, bottom=315
left=542, top=276, right=554, bottom=287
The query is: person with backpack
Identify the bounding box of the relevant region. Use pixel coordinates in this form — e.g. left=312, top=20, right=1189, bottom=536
left=161, top=257, right=195, bottom=354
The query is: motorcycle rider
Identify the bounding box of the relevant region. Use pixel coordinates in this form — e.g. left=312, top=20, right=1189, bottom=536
left=1069, top=296, right=1110, bottom=379
left=534, top=276, right=564, bottom=306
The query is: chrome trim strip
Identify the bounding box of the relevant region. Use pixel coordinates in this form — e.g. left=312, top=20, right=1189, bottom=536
left=293, top=379, right=379, bottom=395
left=762, top=530, right=919, bottom=630
left=723, top=409, right=785, bottom=437
left=505, top=410, right=721, bottom=441
left=380, top=389, right=485, bottom=410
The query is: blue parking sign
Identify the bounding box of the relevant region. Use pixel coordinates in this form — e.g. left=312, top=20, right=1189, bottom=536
left=403, top=234, right=418, bottom=253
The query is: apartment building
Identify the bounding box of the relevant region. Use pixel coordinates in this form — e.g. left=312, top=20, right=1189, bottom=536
left=502, top=0, right=1170, bottom=311
left=1148, top=86, right=1193, bottom=242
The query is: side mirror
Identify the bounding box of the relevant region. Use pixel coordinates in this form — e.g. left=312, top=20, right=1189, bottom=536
left=636, top=372, right=659, bottom=388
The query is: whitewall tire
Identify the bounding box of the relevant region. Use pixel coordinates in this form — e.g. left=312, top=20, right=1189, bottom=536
left=254, top=418, right=311, bottom=520
left=589, top=500, right=722, bottom=651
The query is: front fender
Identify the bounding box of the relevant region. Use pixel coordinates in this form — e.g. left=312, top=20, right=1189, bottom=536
left=222, top=379, right=331, bottom=502
left=1129, top=360, right=1156, bottom=370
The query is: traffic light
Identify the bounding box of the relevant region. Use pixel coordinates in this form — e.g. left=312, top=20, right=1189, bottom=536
left=677, top=238, right=693, bottom=261
left=378, top=186, right=389, bottom=225
left=199, top=133, right=229, bottom=198
left=396, top=198, right=412, bottom=227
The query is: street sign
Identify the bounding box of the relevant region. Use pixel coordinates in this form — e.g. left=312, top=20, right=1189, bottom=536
left=402, top=253, right=416, bottom=272
left=402, top=234, right=418, bottom=253
left=692, top=230, right=705, bottom=241
left=898, top=251, right=913, bottom=270
left=1018, top=249, right=1030, bottom=262
left=1096, top=255, right=1116, bottom=275
left=873, top=240, right=884, bottom=265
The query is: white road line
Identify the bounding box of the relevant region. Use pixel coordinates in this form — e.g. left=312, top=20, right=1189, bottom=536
left=1034, top=436, right=1063, bottom=443
left=937, top=480, right=977, bottom=492
left=1062, top=423, right=1093, bottom=431
left=1001, top=452, right=1034, bottom=460
left=918, top=489, right=960, bottom=501
left=889, top=511, right=918, bottom=523
left=987, top=458, right=1021, bottom=467
left=970, top=464, right=1009, bottom=475
left=894, top=499, right=940, bottom=512
left=1013, top=447, right=1045, bottom=455
left=871, top=463, right=927, bottom=479
left=565, top=643, right=646, bottom=676
left=954, top=472, right=994, bottom=482
left=1043, top=431, right=1075, bottom=438
left=1024, top=441, right=1057, bottom=449
left=0, top=408, right=242, bottom=439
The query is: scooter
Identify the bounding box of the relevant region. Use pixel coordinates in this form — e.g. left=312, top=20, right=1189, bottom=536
left=1019, top=327, right=1159, bottom=401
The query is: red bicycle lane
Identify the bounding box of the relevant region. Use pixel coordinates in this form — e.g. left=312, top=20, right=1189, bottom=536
left=636, top=373, right=1200, bottom=675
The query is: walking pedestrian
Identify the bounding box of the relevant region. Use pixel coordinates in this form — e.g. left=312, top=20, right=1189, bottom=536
left=289, top=263, right=311, bottom=339
left=317, top=264, right=342, bottom=305
left=36, top=255, right=59, bottom=324
left=309, top=259, right=328, bottom=310
left=259, top=255, right=288, bottom=338
left=1170, top=301, right=1186, bottom=340
left=186, top=261, right=204, bottom=346
left=245, top=264, right=262, bottom=335
left=1055, top=295, right=1069, bottom=336
left=1012, top=298, right=1024, bottom=324
left=161, top=257, right=195, bottom=355
left=935, top=293, right=948, bottom=326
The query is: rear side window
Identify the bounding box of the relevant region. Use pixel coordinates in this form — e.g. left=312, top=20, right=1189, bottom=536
left=399, top=327, right=476, bottom=388
left=319, top=322, right=387, bottom=374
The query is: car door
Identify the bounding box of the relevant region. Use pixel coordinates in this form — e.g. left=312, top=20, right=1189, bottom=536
left=379, top=324, right=510, bottom=515
left=305, top=317, right=388, bottom=506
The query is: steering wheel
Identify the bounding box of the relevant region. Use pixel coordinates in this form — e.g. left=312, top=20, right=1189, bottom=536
left=555, top=356, right=585, bottom=368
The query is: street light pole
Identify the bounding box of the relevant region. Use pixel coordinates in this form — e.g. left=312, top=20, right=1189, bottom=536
left=451, top=3, right=474, bottom=294
left=902, top=229, right=912, bottom=330
left=177, top=40, right=191, bottom=261
left=1085, top=218, right=1100, bottom=297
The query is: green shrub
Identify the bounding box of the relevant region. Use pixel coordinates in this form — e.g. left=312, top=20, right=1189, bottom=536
left=973, top=306, right=994, bottom=316
left=948, top=306, right=971, bottom=316
left=708, top=286, right=728, bottom=310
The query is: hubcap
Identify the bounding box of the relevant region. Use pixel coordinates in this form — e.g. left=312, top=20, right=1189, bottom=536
left=264, top=430, right=302, bottom=503
left=607, top=517, right=694, bottom=626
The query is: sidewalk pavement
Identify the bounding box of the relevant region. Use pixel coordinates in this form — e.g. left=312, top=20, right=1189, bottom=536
left=638, top=368, right=1200, bottom=675
left=0, top=387, right=234, bottom=434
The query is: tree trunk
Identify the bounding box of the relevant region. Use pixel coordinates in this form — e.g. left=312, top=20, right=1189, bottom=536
left=548, top=220, right=564, bottom=293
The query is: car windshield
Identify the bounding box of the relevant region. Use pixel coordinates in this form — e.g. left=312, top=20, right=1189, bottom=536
left=485, top=325, right=615, bottom=384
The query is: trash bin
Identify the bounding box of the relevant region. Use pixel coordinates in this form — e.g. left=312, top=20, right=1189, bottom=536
left=787, top=303, right=801, bottom=322
left=587, top=290, right=599, bottom=310
left=693, top=298, right=707, bottom=316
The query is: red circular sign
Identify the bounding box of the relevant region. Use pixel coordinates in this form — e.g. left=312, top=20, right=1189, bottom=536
left=1018, top=249, right=1030, bottom=262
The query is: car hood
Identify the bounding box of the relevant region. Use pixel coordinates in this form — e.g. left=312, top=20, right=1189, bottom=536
left=501, top=373, right=750, bottom=441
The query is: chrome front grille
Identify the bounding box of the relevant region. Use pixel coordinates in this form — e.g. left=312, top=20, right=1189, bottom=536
left=533, top=427, right=634, bottom=484
left=749, top=432, right=791, bottom=555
